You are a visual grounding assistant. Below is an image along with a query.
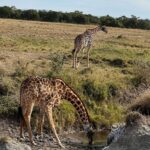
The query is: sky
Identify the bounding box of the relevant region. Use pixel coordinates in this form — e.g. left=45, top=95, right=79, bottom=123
left=0, top=0, right=150, bottom=19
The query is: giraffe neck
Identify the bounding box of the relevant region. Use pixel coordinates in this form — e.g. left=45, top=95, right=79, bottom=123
left=63, top=88, right=91, bottom=129
left=85, top=26, right=100, bottom=35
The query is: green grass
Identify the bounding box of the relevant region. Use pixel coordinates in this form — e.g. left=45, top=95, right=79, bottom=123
left=0, top=19, right=150, bottom=129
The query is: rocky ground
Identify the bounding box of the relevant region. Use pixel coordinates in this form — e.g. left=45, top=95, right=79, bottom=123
left=104, top=112, right=150, bottom=150
left=0, top=118, right=105, bottom=150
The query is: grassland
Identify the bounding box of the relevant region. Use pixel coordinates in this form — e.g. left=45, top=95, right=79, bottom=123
left=0, top=19, right=150, bottom=130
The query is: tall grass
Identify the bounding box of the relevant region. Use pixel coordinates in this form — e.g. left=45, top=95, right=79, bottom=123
left=0, top=19, right=150, bottom=129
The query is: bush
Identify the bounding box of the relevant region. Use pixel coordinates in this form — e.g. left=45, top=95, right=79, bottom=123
left=110, top=58, right=127, bottom=67
left=108, top=83, right=118, bottom=97
left=53, top=101, right=76, bottom=131
left=131, top=61, right=150, bottom=87
left=47, top=53, right=65, bottom=78
left=0, top=77, right=16, bottom=95
left=82, top=79, right=108, bottom=101
left=0, top=96, right=18, bottom=117
left=0, top=84, right=9, bottom=96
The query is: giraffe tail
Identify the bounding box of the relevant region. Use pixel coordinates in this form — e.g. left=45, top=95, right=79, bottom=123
left=18, top=106, right=25, bottom=123
left=72, top=49, right=75, bottom=55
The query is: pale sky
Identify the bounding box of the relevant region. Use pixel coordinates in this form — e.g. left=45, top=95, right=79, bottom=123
left=0, top=0, right=150, bottom=19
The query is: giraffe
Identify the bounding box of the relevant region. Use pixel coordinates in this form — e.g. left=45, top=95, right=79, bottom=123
left=18, top=76, right=94, bottom=148
left=72, top=25, right=108, bottom=68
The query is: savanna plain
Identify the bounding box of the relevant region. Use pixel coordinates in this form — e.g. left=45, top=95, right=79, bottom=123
left=0, top=18, right=150, bottom=138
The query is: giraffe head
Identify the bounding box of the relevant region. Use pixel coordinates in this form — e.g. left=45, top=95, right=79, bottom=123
left=100, top=26, right=108, bottom=33
left=83, top=123, right=95, bottom=145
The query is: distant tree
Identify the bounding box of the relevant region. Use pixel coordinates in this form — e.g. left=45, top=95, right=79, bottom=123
left=99, top=15, right=119, bottom=27
left=88, top=15, right=99, bottom=24
left=0, top=6, right=12, bottom=18
left=0, top=6, right=149, bottom=30
left=46, top=11, right=60, bottom=22
left=21, top=9, right=39, bottom=20
left=62, top=13, right=73, bottom=23
left=38, top=10, right=48, bottom=21
left=125, top=15, right=139, bottom=28
left=72, top=11, right=88, bottom=24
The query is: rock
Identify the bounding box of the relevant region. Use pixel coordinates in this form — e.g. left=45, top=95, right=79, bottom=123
left=104, top=112, right=150, bottom=150
left=0, top=136, right=31, bottom=150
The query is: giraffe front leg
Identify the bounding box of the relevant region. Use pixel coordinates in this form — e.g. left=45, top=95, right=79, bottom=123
left=46, top=106, right=65, bottom=149
left=24, top=115, right=36, bottom=145
left=87, top=46, right=91, bottom=68
left=20, top=119, right=25, bottom=139
left=74, top=52, right=78, bottom=69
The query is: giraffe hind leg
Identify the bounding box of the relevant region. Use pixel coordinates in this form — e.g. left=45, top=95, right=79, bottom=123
left=72, top=50, right=76, bottom=68
left=18, top=107, right=25, bottom=139
left=20, top=119, right=25, bottom=139
left=22, top=102, right=36, bottom=145
left=46, top=106, right=65, bottom=148
left=87, top=46, right=91, bottom=67
left=36, top=109, right=45, bottom=137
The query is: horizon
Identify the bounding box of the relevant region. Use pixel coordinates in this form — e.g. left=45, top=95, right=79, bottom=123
left=0, top=0, right=150, bottom=19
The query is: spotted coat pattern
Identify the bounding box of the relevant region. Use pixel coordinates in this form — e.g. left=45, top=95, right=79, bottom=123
left=72, top=25, right=107, bottom=68
left=19, top=76, right=91, bottom=148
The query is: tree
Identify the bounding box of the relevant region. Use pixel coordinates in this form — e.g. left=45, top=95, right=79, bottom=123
left=0, top=6, right=12, bottom=18
left=21, top=9, right=39, bottom=20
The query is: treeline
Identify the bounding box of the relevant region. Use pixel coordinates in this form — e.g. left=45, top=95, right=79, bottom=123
left=0, top=6, right=150, bottom=30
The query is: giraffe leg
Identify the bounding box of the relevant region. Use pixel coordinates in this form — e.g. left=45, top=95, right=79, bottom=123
left=78, top=47, right=85, bottom=66
left=75, top=52, right=79, bottom=69
left=23, top=103, right=36, bottom=145
left=72, top=50, right=75, bottom=68
left=46, top=106, right=65, bottom=149
left=36, top=110, right=45, bottom=136
left=20, top=119, right=25, bottom=139
left=87, top=46, right=91, bottom=67
left=73, top=50, right=77, bottom=68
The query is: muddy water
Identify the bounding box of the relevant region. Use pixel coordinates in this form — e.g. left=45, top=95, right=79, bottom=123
left=65, top=130, right=109, bottom=145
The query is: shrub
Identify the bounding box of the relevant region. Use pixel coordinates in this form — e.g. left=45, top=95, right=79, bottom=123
left=0, top=84, right=8, bottom=96
left=128, top=93, right=150, bottom=116
left=131, top=61, right=150, bottom=87
left=13, top=61, right=35, bottom=82
left=0, top=96, right=18, bottom=117
left=125, top=112, right=145, bottom=127
left=53, top=101, right=76, bottom=131
left=0, top=77, right=16, bottom=95
left=47, top=53, right=65, bottom=78
left=110, top=58, right=127, bottom=67
left=108, top=83, right=118, bottom=97
left=82, top=79, right=108, bottom=101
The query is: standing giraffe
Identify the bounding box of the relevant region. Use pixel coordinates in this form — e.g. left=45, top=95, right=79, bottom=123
left=18, top=76, right=94, bottom=148
left=72, top=25, right=108, bottom=68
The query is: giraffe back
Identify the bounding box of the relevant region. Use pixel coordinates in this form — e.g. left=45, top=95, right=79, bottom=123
left=20, top=77, right=59, bottom=108
left=74, top=32, right=92, bottom=51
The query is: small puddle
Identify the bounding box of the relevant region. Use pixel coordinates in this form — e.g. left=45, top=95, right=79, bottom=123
left=64, top=130, right=109, bottom=145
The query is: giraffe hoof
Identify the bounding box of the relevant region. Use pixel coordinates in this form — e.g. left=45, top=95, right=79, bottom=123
left=77, top=63, right=80, bottom=68
left=20, top=135, right=25, bottom=139
left=59, top=143, right=65, bottom=149
left=31, top=141, right=37, bottom=146
left=35, top=134, right=44, bottom=141
left=19, top=137, right=25, bottom=142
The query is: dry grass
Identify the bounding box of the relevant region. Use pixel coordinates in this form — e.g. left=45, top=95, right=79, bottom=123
left=125, top=111, right=146, bottom=127
left=0, top=19, right=150, bottom=127
left=128, top=93, right=150, bottom=116
left=0, top=136, right=12, bottom=144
